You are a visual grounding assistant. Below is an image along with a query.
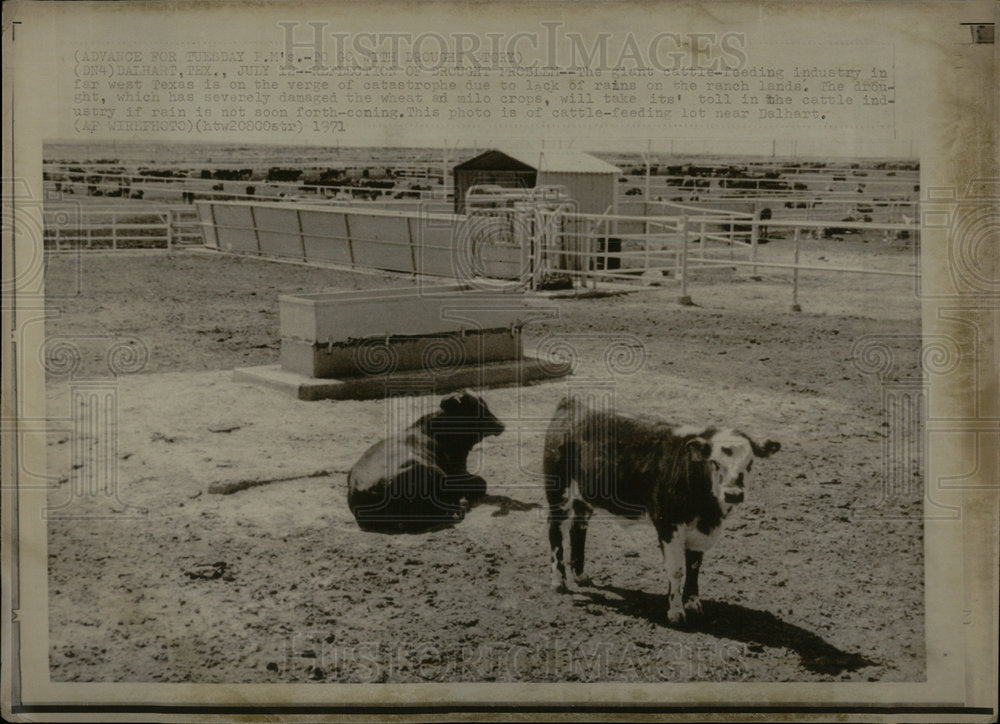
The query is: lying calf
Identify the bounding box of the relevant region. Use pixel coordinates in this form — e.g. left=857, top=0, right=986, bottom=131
left=348, top=390, right=505, bottom=532
left=543, top=395, right=780, bottom=625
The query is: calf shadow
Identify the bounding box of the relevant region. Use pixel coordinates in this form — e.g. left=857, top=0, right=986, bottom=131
left=473, top=493, right=543, bottom=517
left=582, top=584, right=876, bottom=677
left=356, top=492, right=541, bottom=534
left=354, top=516, right=462, bottom=535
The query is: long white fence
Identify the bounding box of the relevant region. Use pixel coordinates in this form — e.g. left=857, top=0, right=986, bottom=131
left=669, top=216, right=920, bottom=309
left=45, top=197, right=917, bottom=307
left=43, top=160, right=919, bottom=218
left=44, top=205, right=202, bottom=250
left=193, top=199, right=763, bottom=287
left=42, top=193, right=919, bottom=313
left=195, top=200, right=526, bottom=279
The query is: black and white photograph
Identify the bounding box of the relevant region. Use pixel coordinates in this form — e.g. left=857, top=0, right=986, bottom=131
left=2, top=1, right=997, bottom=720
left=39, top=139, right=926, bottom=686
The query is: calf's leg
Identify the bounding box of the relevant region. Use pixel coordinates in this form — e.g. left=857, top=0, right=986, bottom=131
left=543, top=442, right=572, bottom=593
left=569, top=497, right=594, bottom=586
left=548, top=505, right=569, bottom=592
left=683, top=550, right=703, bottom=616
left=659, top=528, right=687, bottom=626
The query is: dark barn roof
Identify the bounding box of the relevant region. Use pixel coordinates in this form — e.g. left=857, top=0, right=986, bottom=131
left=453, top=150, right=538, bottom=173
left=452, top=148, right=620, bottom=215
left=454, top=148, right=621, bottom=175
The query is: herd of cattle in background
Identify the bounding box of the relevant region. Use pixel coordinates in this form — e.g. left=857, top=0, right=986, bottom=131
left=43, top=151, right=919, bottom=228
left=40, top=150, right=921, bottom=261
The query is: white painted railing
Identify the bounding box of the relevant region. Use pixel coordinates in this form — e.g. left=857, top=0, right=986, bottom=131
left=43, top=205, right=202, bottom=251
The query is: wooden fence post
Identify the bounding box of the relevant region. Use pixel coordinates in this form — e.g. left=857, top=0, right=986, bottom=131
left=790, top=226, right=802, bottom=312
left=728, top=220, right=735, bottom=268
left=678, top=215, right=693, bottom=305
left=249, top=206, right=262, bottom=255
left=297, top=208, right=307, bottom=262
left=343, top=213, right=355, bottom=268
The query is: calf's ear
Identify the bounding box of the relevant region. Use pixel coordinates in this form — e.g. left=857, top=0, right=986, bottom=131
left=686, top=437, right=711, bottom=462
left=440, top=392, right=464, bottom=414
left=461, top=388, right=488, bottom=413
left=751, top=439, right=781, bottom=458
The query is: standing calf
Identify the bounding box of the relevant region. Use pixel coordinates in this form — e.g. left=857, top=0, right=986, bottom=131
left=543, top=395, right=780, bottom=625
left=348, top=390, right=504, bottom=532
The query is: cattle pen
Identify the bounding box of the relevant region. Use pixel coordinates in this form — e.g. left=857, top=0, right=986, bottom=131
left=42, top=151, right=920, bottom=316
left=41, top=144, right=926, bottom=685
left=186, top=196, right=918, bottom=313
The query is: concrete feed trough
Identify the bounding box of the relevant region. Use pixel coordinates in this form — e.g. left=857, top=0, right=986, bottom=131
left=279, top=286, right=523, bottom=378
left=236, top=285, right=567, bottom=400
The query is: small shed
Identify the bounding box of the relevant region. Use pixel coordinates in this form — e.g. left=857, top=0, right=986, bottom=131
left=453, top=148, right=621, bottom=215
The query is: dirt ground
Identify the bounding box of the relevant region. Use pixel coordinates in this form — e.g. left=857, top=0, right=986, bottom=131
left=43, top=239, right=924, bottom=683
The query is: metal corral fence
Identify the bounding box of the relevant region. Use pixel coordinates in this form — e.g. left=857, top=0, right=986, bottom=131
left=446, top=205, right=920, bottom=305
left=43, top=160, right=918, bottom=215
left=667, top=216, right=919, bottom=310
left=547, top=207, right=758, bottom=286
left=195, top=200, right=526, bottom=280
left=60, top=197, right=916, bottom=310
left=193, top=198, right=766, bottom=287
left=44, top=205, right=203, bottom=250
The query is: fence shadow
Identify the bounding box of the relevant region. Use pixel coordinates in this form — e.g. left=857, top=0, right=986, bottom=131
left=582, top=584, right=876, bottom=676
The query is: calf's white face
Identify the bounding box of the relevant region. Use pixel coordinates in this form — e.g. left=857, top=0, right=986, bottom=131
left=708, top=431, right=755, bottom=506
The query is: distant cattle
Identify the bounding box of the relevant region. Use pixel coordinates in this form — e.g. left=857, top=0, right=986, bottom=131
left=267, top=167, right=302, bottom=182
left=347, top=391, right=505, bottom=533
left=758, top=207, right=772, bottom=239
left=542, top=396, right=780, bottom=625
